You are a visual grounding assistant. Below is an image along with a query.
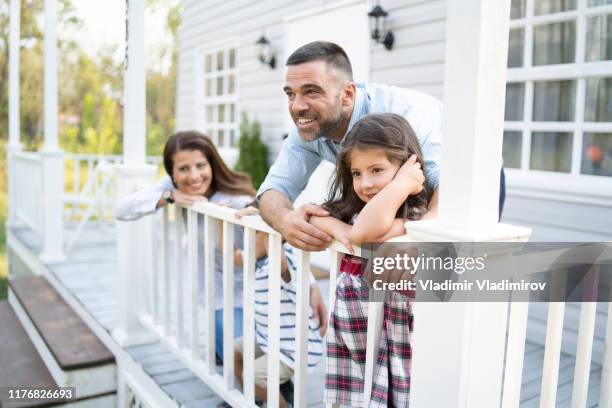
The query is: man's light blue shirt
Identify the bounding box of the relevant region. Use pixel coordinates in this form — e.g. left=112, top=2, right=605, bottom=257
left=257, top=83, right=443, bottom=202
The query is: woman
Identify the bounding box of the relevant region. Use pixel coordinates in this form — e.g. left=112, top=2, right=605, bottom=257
left=115, top=130, right=255, bottom=363
left=114, top=130, right=328, bottom=368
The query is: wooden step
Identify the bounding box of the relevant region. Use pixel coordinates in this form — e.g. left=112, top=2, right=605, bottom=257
left=8, top=276, right=116, bottom=399
left=0, top=300, right=66, bottom=407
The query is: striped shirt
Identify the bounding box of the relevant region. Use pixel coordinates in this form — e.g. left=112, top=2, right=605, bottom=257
left=258, top=83, right=443, bottom=201
left=253, top=244, right=323, bottom=371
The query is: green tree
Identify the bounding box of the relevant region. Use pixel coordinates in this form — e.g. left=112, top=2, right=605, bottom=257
left=146, top=0, right=180, bottom=155
left=235, top=113, right=269, bottom=189
left=0, top=0, right=79, bottom=147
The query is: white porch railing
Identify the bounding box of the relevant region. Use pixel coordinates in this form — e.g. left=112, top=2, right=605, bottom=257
left=117, top=202, right=612, bottom=407
left=134, top=202, right=382, bottom=407
left=62, top=154, right=162, bottom=252
left=12, top=151, right=44, bottom=235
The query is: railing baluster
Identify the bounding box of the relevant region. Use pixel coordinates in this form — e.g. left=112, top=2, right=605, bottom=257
left=151, top=214, right=159, bottom=324
left=222, top=220, right=235, bottom=388
left=328, top=250, right=341, bottom=319
left=175, top=205, right=185, bottom=347
left=540, top=302, right=566, bottom=408
left=162, top=206, right=170, bottom=335
left=242, top=227, right=257, bottom=405
left=188, top=209, right=200, bottom=358
left=364, top=301, right=384, bottom=407
left=87, top=157, right=94, bottom=190
left=204, top=214, right=217, bottom=373
left=294, top=248, right=311, bottom=408
left=501, top=300, right=530, bottom=408
left=73, top=157, right=79, bottom=216
left=571, top=301, right=597, bottom=408
left=267, top=234, right=282, bottom=408
left=572, top=264, right=599, bottom=408
left=600, top=302, right=612, bottom=407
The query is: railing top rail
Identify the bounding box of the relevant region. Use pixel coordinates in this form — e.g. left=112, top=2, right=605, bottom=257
left=182, top=201, right=361, bottom=257
left=186, top=202, right=280, bottom=236
left=63, top=153, right=162, bottom=162
left=12, top=151, right=42, bottom=162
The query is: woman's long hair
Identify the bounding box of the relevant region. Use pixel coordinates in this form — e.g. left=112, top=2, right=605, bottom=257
left=163, top=130, right=256, bottom=197
left=324, top=113, right=431, bottom=223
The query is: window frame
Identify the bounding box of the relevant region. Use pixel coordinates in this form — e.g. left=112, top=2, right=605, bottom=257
left=194, top=38, right=240, bottom=151
left=505, top=0, right=612, bottom=202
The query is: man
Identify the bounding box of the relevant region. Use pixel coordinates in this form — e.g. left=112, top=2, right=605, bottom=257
left=258, top=41, right=445, bottom=251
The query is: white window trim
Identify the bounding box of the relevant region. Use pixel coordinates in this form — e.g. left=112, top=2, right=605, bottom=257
left=193, top=38, right=240, bottom=157
left=504, top=0, right=612, bottom=202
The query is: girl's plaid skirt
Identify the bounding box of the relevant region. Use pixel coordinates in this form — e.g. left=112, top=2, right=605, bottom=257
left=324, top=256, right=414, bottom=408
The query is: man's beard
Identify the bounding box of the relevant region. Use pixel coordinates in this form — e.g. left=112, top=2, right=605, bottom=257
left=295, top=109, right=346, bottom=142
left=316, top=110, right=346, bottom=140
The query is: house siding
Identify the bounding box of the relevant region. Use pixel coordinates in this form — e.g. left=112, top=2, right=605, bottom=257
left=176, top=0, right=447, bottom=158
left=176, top=0, right=612, bottom=241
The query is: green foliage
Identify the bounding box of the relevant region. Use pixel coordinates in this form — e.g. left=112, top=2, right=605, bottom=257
left=0, top=0, right=80, bottom=148
left=0, top=3, right=180, bottom=298
left=235, top=113, right=269, bottom=189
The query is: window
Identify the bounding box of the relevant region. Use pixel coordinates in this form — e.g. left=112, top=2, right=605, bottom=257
left=201, top=45, right=238, bottom=148
left=504, top=0, right=612, bottom=178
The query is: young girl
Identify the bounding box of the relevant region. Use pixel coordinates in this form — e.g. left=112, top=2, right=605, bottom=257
left=310, top=113, right=431, bottom=407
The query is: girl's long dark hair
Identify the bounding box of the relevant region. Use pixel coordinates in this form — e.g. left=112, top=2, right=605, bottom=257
left=323, top=113, right=431, bottom=223
left=163, top=130, right=256, bottom=197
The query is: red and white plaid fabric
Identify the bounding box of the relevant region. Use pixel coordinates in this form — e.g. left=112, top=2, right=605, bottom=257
left=324, top=255, right=414, bottom=407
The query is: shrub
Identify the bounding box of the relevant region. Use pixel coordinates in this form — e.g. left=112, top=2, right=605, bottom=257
left=235, top=113, right=269, bottom=189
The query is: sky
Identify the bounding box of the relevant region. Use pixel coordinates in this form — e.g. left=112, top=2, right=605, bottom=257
left=67, top=0, right=173, bottom=71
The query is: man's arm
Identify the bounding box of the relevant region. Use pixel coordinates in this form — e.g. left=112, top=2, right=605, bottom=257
left=258, top=189, right=293, bottom=232
left=259, top=189, right=331, bottom=251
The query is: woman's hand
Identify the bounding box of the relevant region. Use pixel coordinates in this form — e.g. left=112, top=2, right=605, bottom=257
left=171, top=189, right=208, bottom=206
left=395, top=155, right=425, bottom=195
left=235, top=206, right=259, bottom=218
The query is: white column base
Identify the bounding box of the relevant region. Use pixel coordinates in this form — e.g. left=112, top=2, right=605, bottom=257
left=112, top=327, right=156, bottom=348
left=6, top=144, right=23, bottom=228
left=407, top=220, right=531, bottom=408
left=114, top=164, right=158, bottom=348
left=39, top=149, right=66, bottom=264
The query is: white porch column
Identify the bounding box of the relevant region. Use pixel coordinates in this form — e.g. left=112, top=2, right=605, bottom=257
left=6, top=0, right=22, bottom=227
left=39, top=0, right=65, bottom=263
left=123, top=0, right=146, bottom=166
left=113, top=0, right=156, bottom=347
left=408, top=1, right=531, bottom=407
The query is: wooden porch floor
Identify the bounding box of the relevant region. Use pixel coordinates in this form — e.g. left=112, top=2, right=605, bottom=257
left=8, top=221, right=607, bottom=407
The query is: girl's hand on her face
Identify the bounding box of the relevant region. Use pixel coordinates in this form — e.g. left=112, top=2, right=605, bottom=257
left=235, top=206, right=260, bottom=219
left=395, top=155, right=425, bottom=195
left=172, top=189, right=208, bottom=206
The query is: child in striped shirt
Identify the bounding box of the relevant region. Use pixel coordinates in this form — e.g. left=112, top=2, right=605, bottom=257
left=233, top=206, right=324, bottom=408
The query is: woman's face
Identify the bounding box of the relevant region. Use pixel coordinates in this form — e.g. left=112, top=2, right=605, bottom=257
left=171, top=149, right=213, bottom=197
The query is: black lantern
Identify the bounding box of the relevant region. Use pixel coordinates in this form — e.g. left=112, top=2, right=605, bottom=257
left=368, top=4, right=394, bottom=51
left=255, top=35, right=276, bottom=69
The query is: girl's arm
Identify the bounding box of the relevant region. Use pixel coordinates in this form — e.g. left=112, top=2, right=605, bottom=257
left=310, top=215, right=354, bottom=253
left=350, top=156, right=424, bottom=243
left=377, top=219, right=407, bottom=242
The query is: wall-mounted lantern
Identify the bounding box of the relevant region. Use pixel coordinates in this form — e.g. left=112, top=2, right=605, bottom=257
left=368, top=4, right=394, bottom=51
left=255, top=35, right=276, bottom=69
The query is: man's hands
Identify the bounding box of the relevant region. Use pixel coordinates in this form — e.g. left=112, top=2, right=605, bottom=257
left=309, top=283, right=328, bottom=336
left=278, top=204, right=332, bottom=251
